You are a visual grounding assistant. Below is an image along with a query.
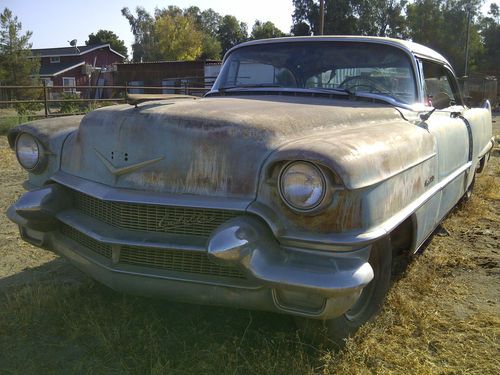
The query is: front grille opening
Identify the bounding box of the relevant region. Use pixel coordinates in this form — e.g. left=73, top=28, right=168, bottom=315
left=61, top=224, right=112, bottom=259
left=120, top=246, right=245, bottom=279
left=60, top=224, right=245, bottom=279
left=73, top=191, right=239, bottom=238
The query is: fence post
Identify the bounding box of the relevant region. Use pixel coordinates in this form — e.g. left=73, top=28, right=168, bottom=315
left=43, top=81, right=49, bottom=117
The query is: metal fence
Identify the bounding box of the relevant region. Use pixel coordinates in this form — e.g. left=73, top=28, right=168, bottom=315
left=0, top=80, right=212, bottom=128
left=459, top=76, right=499, bottom=108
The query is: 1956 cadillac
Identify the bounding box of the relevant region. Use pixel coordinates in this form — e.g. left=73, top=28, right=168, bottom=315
left=7, top=36, right=494, bottom=345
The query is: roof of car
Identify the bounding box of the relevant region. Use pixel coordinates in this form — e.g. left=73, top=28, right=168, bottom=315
left=226, top=36, right=450, bottom=66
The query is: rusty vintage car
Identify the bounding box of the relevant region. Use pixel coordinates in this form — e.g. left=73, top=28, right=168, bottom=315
left=7, top=36, right=494, bottom=345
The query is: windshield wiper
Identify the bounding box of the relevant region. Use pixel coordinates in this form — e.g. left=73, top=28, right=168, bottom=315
left=307, top=87, right=354, bottom=96
left=220, top=84, right=283, bottom=91
left=209, top=84, right=412, bottom=109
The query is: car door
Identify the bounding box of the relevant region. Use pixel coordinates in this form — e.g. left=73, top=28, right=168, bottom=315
left=419, top=59, right=471, bottom=222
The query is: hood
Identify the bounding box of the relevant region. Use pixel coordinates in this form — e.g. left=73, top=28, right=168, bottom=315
left=61, top=96, right=405, bottom=199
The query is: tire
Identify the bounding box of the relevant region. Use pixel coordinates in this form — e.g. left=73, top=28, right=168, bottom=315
left=296, top=237, right=392, bottom=348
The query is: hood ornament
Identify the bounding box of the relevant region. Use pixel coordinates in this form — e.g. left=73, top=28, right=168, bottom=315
left=94, top=149, right=163, bottom=176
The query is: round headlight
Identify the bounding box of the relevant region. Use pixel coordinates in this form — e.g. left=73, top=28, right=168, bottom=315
left=279, top=161, right=326, bottom=211
left=16, top=133, right=41, bottom=170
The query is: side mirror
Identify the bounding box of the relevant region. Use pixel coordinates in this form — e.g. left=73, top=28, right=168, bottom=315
left=431, top=92, right=452, bottom=110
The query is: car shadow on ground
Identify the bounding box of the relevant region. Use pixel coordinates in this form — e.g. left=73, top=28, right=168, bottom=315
left=0, top=256, right=324, bottom=374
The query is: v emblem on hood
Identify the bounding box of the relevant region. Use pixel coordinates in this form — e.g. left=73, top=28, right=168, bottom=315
left=94, top=149, right=164, bottom=176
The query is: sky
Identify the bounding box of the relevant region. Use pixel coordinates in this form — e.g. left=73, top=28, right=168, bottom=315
left=1, top=0, right=496, bottom=56
left=1, top=0, right=294, bottom=54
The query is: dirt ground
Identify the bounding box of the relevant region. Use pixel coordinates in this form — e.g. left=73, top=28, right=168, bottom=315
left=0, top=115, right=498, bottom=374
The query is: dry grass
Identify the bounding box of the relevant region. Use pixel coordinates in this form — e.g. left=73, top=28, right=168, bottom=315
left=0, top=123, right=499, bottom=374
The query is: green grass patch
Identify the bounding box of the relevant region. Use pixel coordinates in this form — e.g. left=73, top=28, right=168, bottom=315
left=0, top=109, right=28, bottom=135
left=0, top=279, right=319, bottom=375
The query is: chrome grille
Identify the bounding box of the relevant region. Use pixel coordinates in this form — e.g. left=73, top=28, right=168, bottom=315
left=73, top=192, right=238, bottom=238
left=61, top=224, right=112, bottom=259
left=120, top=246, right=245, bottom=279
left=60, top=224, right=245, bottom=279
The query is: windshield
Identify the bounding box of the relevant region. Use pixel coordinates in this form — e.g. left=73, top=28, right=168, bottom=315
left=213, top=41, right=418, bottom=104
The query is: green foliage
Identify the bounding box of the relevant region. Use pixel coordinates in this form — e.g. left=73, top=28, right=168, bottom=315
left=292, top=0, right=408, bottom=36
left=477, top=3, right=500, bottom=75
left=154, top=11, right=203, bottom=61
left=353, top=0, right=409, bottom=37
left=0, top=8, right=41, bottom=113
left=0, top=108, right=28, bottom=134
left=58, top=93, right=82, bottom=114
left=122, top=6, right=226, bottom=61
left=86, top=29, right=128, bottom=59
left=250, top=21, right=286, bottom=40
left=184, top=7, right=222, bottom=60
left=124, top=6, right=306, bottom=60
left=406, top=0, right=484, bottom=76
left=121, top=6, right=155, bottom=62
left=291, top=0, right=497, bottom=76
left=200, top=34, right=222, bottom=60
left=217, top=15, right=248, bottom=56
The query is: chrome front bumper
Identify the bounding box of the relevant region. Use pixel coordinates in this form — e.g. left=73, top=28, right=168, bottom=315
left=7, top=184, right=374, bottom=319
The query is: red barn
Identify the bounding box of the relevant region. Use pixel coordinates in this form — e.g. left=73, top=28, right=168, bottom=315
left=32, top=44, right=125, bottom=96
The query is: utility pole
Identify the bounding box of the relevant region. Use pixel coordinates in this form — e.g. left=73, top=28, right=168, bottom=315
left=464, top=1, right=472, bottom=76
left=319, top=0, right=325, bottom=35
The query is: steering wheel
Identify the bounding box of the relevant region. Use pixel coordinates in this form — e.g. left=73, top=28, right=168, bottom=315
left=339, top=75, right=390, bottom=94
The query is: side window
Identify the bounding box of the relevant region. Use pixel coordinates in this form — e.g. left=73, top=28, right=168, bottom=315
left=422, top=60, right=461, bottom=108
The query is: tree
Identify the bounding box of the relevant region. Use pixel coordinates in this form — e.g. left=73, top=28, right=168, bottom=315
left=352, top=0, right=408, bottom=37
left=478, top=3, right=500, bottom=75
left=122, top=6, right=223, bottom=61
left=0, top=8, right=40, bottom=113
left=217, top=15, right=248, bottom=55
left=86, top=29, right=128, bottom=58
left=290, top=0, right=407, bottom=37
left=121, top=6, right=155, bottom=62
left=406, top=0, right=483, bottom=76
left=185, top=7, right=222, bottom=59
left=154, top=11, right=203, bottom=61
left=291, top=0, right=318, bottom=35
left=0, top=8, right=39, bottom=85
left=250, top=20, right=286, bottom=40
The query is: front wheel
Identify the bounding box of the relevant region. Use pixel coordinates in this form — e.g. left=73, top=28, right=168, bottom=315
left=295, top=238, right=392, bottom=348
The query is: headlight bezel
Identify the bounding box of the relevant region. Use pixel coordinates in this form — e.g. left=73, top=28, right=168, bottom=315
left=278, top=160, right=329, bottom=213
left=15, top=132, right=47, bottom=173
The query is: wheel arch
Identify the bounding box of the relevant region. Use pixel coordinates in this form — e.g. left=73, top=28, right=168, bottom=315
left=389, top=214, right=417, bottom=257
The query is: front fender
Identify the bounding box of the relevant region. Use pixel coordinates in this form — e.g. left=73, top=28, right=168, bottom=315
left=249, top=119, right=438, bottom=248
left=7, top=115, right=83, bottom=188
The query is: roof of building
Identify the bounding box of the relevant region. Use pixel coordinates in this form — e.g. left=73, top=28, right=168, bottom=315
left=32, top=44, right=125, bottom=59
left=227, top=36, right=451, bottom=67
left=39, top=61, right=84, bottom=77
left=117, top=59, right=222, bottom=65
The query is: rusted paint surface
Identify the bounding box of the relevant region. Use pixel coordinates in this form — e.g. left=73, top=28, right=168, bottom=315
left=7, top=115, right=83, bottom=187
left=60, top=96, right=414, bottom=199
left=263, top=119, right=437, bottom=190
left=7, top=115, right=83, bottom=150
